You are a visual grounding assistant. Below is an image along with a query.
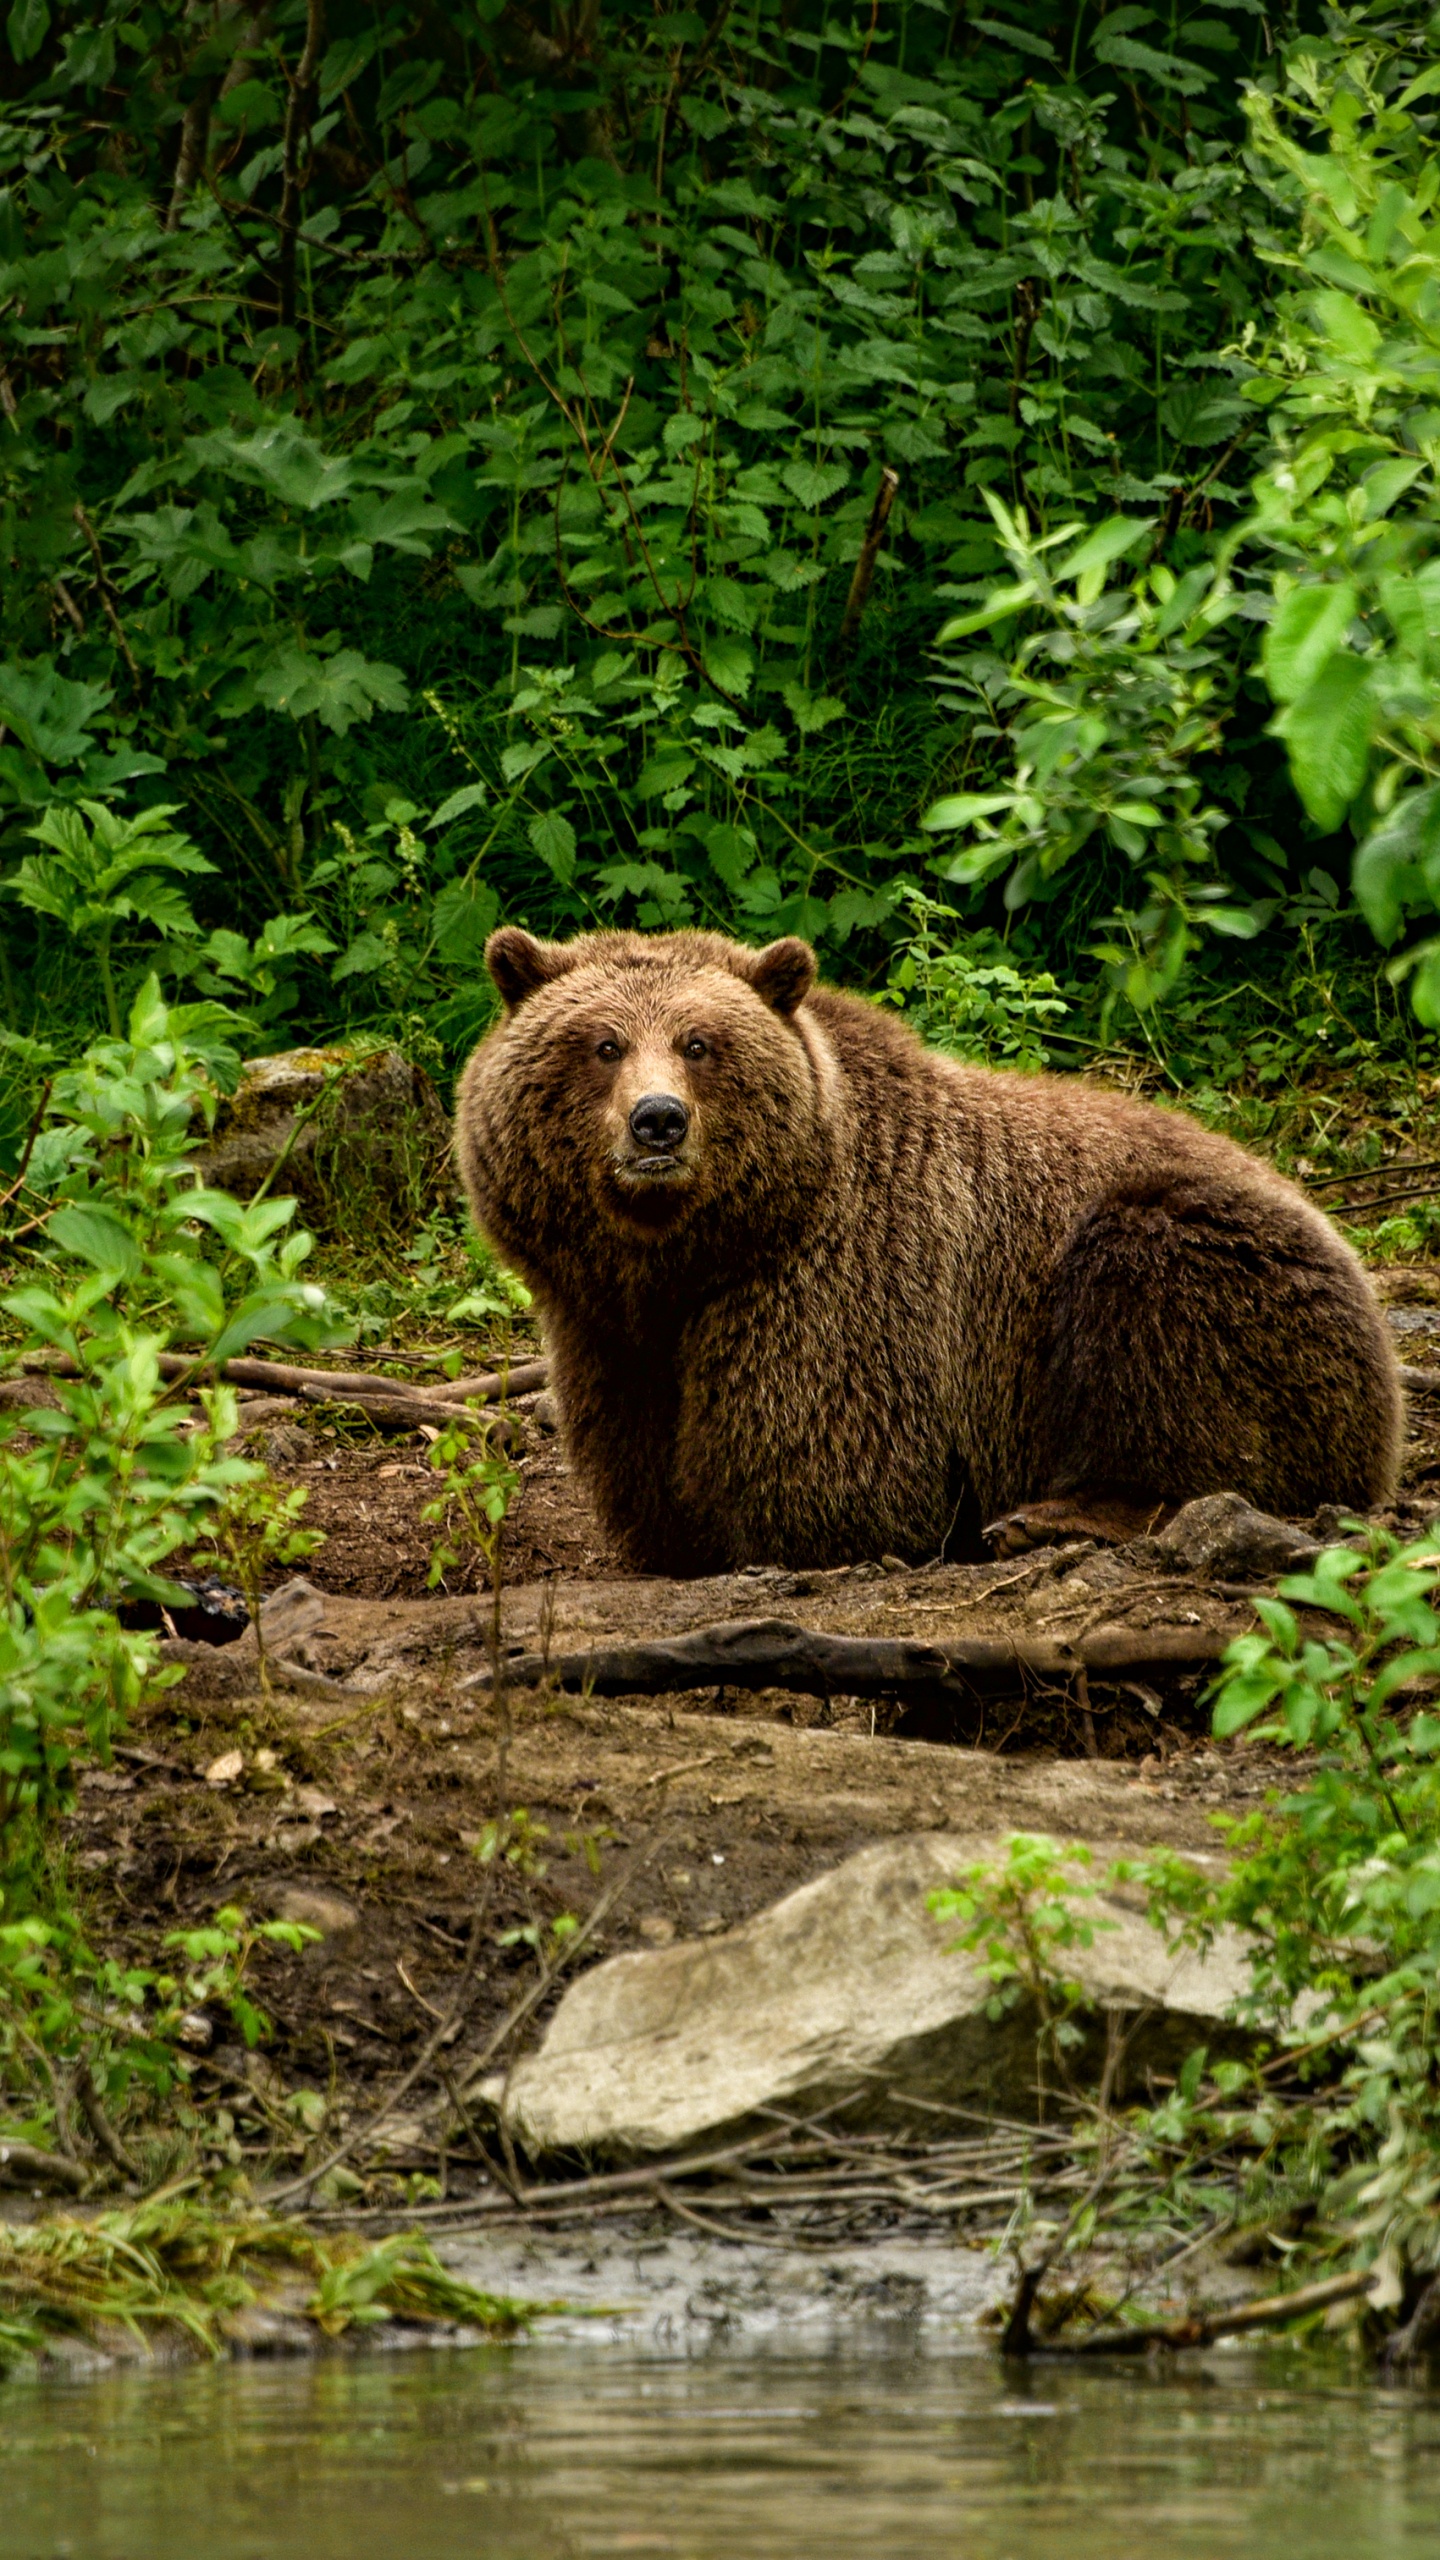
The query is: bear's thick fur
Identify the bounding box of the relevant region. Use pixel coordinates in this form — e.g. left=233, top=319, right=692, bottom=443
left=454, top=926, right=1402, bottom=1574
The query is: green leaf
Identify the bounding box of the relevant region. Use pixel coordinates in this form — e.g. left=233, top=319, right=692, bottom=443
left=6, top=0, right=49, bottom=62
left=1352, top=786, right=1440, bottom=946
left=252, top=646, right=408, bottom=734
left=428, top=782, right=489, bottom=830
left=46, top=1205, right=141, bottom=1280
left=1055, top=518, right=1150, bottom=584
left=921, top=792, right=1015, bottom=831
left=1397, top=62, right=1440, bottom=108
left=936, top=584, right=1036, bottom=641
left=702, top=635, right=753, bottom=698
left=1311, top=290, right=1381, bottom=365
left=0, top=659, right=111, bottom=765
left=1263, top=583, right=1358, bottom=705
left=1279, top=653, right=1375, bottom=833
left=1212, top=1670, right=1280, bottom=1736
left=782, top=461, right=848, bottom=509
left=432, top=878, right=499, bottom=960
left=527, top=812, right=577, bottom=883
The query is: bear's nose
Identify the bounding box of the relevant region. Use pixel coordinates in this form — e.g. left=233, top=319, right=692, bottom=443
left=629, top=1093, right=690, bottom=1150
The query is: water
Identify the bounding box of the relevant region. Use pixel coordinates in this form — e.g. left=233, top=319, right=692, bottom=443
left=5, top=2341, right=1440, bottom=2560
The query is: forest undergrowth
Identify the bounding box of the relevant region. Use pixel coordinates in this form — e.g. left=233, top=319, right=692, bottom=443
left=3, top=0, right=1440, bottom=2364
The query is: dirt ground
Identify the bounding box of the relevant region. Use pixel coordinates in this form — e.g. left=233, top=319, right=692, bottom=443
left=59, top=1272, right=1440, bottom=2180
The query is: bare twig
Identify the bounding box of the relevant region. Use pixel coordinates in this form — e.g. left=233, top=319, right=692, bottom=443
left=836, top=467, right=899, bottom=649
left=277, top=0, right=325, bottom=336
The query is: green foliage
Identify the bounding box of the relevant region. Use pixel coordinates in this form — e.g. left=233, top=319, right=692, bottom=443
left=1, top=0, right=1417, bottom=1060
left=879, top=886, right=1069, bottom=1067
left=1233, top=23, right=1440, bottom=1017
left=0, top=2196, right=532, bottom=2370
left=0, top=980, right=348, bottom=2160
left=924, top=495, right=1256, bottom=1009
left=938, top=1537, right=1440, bottom=2290
left=421, top=1411, right=521, bottom=1592
left=0, top=983, right=340, bottom=1863
left=931, top=1831, right=1115, bottom=2093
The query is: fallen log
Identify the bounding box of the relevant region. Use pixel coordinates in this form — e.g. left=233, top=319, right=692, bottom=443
left=466, top=1614, right=1231, bottom=1701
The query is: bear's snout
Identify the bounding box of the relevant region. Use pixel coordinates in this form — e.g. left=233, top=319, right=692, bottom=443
left=628, top=1092, right=690, bottom=1151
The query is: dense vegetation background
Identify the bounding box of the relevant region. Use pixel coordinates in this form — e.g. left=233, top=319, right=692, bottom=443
left=2, top=0, right=1439, bottom=1144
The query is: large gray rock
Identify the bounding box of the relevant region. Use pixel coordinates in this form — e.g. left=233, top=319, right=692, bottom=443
left=483, top=1832, right=1255, bottom=2162
left=197, top=1045, right=449, bottom=1241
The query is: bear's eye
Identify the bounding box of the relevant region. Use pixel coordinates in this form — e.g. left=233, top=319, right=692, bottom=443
left=683, top=1036, right=708, bottom=1061
left=595, top=1038, right=622, bottom=1063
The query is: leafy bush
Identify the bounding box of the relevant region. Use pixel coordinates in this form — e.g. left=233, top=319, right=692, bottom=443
left=941, top=1528, right=1440, bottom=2297
left=0, top=0, right=1417, bottom=1057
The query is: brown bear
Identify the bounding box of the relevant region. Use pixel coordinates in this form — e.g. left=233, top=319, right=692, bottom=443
left=454, top=926, right=1402, bottom=1575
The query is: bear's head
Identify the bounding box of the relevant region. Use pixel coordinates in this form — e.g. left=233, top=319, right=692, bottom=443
left=459, top=927, right=839, bottom=1276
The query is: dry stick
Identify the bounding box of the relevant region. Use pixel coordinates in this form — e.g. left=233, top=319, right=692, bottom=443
left=1040, top=2267, right=1378, bottom=2358
left=73, top=507, right=142, bottom=687
left=0, top=1076, right=53, bottom=1225
left=21, top=1348, right=546, bottom=1404
left=475, top=1616, right=1230, bottom=1705
left=298, top=1383, right=521, bottom=1435
left=836, top=467, right=900, bottom=649
left=276, top=0, right=324, bottom=335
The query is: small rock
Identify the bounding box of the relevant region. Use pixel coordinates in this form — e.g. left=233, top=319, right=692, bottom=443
left=265, top=1885, right=361, bottom=1941
left=532, top=1392, right=558, bottom=1434
left=637, top=1913, right=676, bottom=1946
left=204, top=1748, right=245, bottom=1788
left=293, top=1785, right=338, bottom=1820
left=1157, top=1491, right=1323, bottom=1582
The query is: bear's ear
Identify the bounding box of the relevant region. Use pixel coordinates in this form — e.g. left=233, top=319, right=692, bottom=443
left=738, top=936, right=816, bottom=1018
left=486, top=927, right=574, bottom=1011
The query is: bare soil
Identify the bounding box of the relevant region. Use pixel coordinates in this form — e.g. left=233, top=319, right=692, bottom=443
left=64, top=1281, right=1440, bottom=2183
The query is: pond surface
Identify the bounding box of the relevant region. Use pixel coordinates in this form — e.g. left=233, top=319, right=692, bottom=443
left=5, top=2340, right=1440, bottom=2560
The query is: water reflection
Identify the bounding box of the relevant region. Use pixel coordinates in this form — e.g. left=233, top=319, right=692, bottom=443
left=3, top=2340, right=1439, bottom=2560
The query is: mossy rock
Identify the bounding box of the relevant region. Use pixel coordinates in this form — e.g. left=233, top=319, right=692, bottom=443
left=198, top=1045, right=450, bottom=1244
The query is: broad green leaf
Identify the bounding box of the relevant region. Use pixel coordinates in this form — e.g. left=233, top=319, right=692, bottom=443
left=0, top=659, right=111, bottom=764
left=7, top=0, right=49, bottom=63
left=432, top=878, right=499, bottom=960
left=1278, top=653, right=1375, bottom=832
left=1054, top=518, right=1150, bottom=583
left=1311, top=290, right=1381, bottom=364
left=1262, top=582, right=1358, bottom=704
left=1212, top=1670, right=1281, bottom=1736
left=1352, top=785, right=1440, bottom=944
left=1398, top=62, right=1440, bottom=108
left=702, top=635, right=753, bottom=698
left=922, top=791, right=1015, bottom=831
left=936, top=584, right=1036, bottom=641
left=527, top=811, right=577, bottom=883
left=782, top=461, right=848, bottom=509
left=47, top=1204, right=141, bottom=1280
left=252, top=646, right=408, bottom=734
